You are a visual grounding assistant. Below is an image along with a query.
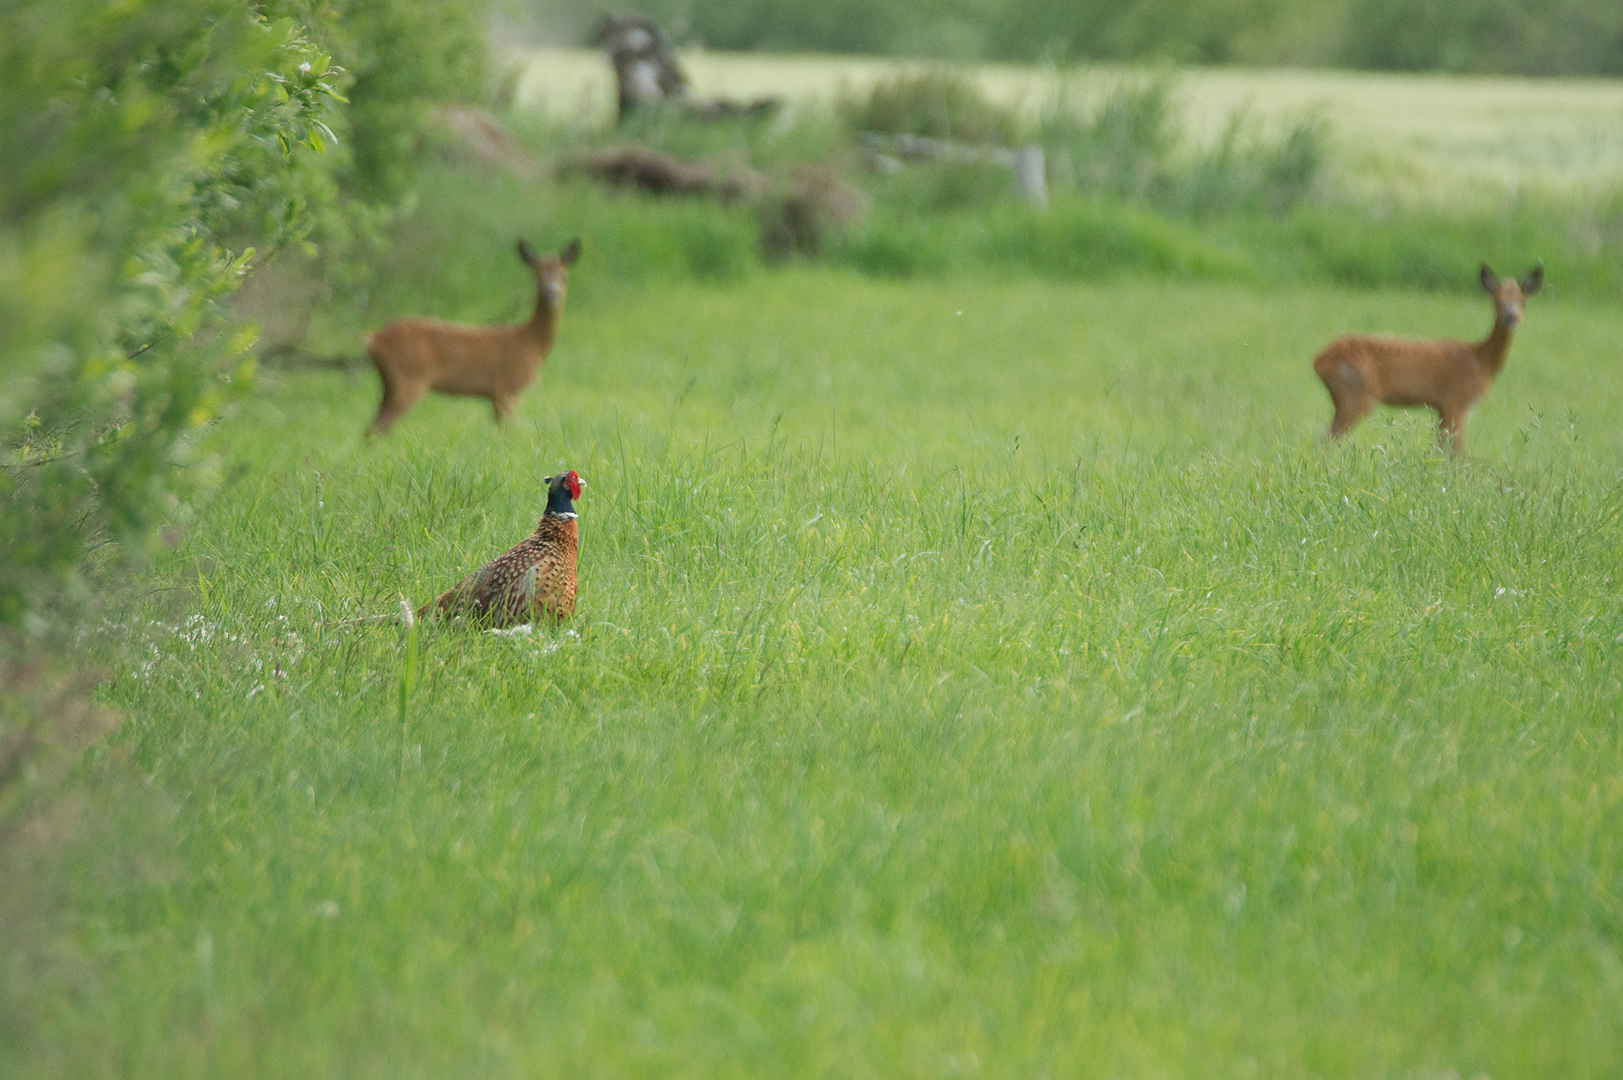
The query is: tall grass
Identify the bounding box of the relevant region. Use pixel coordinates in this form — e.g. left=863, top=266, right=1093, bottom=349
left=19, top=62, right=1623, bottom=1075
left=294, top=162, right=1620, bottom=334
left=392, top=76, right=1623, bottom=309
left=839, top=68, right=1027, bottom=144
left=21, top=270, right=1623, bottom=1076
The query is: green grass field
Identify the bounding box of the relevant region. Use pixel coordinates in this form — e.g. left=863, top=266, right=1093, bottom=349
left=22, top=267, right=1623, bottom=1076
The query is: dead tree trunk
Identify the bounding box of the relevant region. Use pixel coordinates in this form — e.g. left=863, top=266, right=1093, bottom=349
left=593, top=14, right=689, bottom=123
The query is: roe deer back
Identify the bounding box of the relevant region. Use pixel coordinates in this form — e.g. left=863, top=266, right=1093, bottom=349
left=1312, top=263, right=1542, bottom=454
left=365, top=238, right=581, bottom=435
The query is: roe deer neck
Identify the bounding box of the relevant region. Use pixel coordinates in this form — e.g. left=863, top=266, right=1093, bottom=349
left=521, top=295, right=563, bottom=353
left=1473, top=313, right=1516, bottom=376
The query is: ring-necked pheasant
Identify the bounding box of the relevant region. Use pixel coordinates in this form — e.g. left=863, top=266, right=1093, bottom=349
left=418, top=471, right=584, bottom=626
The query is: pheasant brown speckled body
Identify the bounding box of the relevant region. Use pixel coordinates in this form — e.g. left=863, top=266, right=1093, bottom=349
left=420, top=471, right=583, bottom=627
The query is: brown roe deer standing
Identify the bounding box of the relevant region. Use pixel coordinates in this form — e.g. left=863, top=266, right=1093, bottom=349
left=365, top=238, right=581, bottom=435
left=1313, top=263, right=1542, bottom=454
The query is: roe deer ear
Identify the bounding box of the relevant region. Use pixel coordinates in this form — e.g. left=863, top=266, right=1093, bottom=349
left=1520, top=264, right=1544, bottom=296
left=559, top=238, right=582, bottom=266
left=1479, top=264, right=1501, bottom=293
left=518, top=239, right=540, bottom=267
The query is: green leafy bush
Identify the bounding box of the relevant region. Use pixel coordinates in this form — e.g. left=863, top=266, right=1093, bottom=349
left=0, top=0, right=490, bottom=631
left=0, top=0, right=346, bottom=629
left=304, top=0, right=490, bottom=206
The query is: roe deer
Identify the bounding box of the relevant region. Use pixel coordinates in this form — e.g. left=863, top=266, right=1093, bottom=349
left=365, top=238, right=581, bottom=435
left=1313, top=263, right=1542, bottom=454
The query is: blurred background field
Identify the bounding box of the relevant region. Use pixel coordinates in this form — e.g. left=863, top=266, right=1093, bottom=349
left=516, top=47, right=1623, bottom=201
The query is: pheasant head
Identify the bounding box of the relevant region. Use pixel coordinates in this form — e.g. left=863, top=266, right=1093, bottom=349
left=543, top=470, right=584, bottom=519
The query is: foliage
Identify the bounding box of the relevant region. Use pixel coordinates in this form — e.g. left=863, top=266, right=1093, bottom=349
left=1338, top=0, right=1623, bottom=74
left=0, top=0, right=346, bottom=630
left=0, top=0, right=493, bottom=632
left=535, top=0, right=1623, bottom=75
left=300, top=0, right=491, bottom=207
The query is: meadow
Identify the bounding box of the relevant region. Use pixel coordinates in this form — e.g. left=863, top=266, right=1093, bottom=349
left=22, top=269, right=1621, bottom=1076
left=11, top=57, right=1623, bottom=1080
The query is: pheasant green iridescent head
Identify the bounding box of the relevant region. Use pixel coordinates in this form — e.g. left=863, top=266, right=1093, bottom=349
left=543, top=470, right=584, bottom=519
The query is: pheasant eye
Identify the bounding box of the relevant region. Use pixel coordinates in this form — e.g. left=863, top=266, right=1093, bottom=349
left=566, top=473, right=582, bottom=499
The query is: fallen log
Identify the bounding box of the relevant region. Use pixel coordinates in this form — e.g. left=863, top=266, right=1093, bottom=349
left=567, top=145, right=766, bottom=203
